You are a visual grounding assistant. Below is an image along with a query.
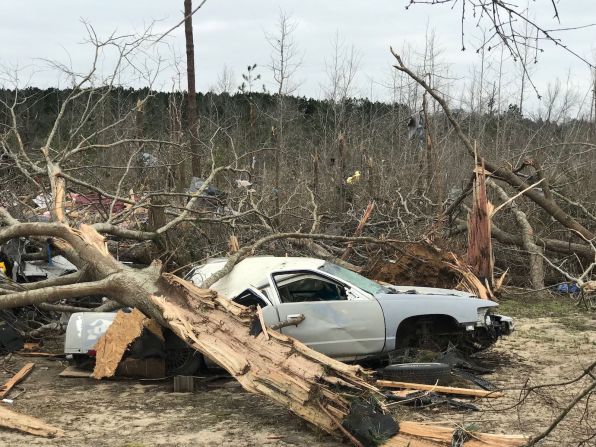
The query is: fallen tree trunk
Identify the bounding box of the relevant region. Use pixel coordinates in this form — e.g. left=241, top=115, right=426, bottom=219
left=0, top=213, right=527, bottom=445
left=0, top=219, right=386, bottom=442
left=453, top=219, right=595, bottom=259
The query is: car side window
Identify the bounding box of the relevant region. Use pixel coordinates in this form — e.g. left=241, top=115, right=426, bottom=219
left=274, top=273, right=347, bottom=303
left=234, top=289, right=268, bottom=308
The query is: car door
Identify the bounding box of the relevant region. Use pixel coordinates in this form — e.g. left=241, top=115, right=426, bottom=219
left=268, top=270, right=386, bottom=359
left=232, top=287, right=279, bottom=326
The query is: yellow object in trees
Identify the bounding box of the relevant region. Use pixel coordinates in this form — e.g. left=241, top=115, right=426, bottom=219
left=346, top=170, right=361, bottom=184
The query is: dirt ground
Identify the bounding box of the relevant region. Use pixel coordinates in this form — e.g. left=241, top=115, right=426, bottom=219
left=0, top=296, right=594, bottom=447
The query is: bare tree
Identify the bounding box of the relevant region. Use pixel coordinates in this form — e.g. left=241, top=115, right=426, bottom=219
left=266, top=11, right=301, bottom=219
left=184, top=0, right=201, bottom=177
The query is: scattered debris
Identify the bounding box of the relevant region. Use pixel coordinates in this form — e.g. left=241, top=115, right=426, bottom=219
left=386, top=421, right=528, bottom=446
left=377, top=380, right=504, bottom=398
left=0, top=405, right=64, bottom=438
left=0, top=318, right=24, bottom=354
left=0, top=362, right=34, bottom=399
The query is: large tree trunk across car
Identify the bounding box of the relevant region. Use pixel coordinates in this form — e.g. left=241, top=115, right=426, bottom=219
left=0, top=221, right=386, bottom=441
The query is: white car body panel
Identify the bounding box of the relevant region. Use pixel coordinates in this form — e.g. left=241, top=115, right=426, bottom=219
left=64, top=312, right=117, bottom=354
left=274, top=300, right=386, bottom=358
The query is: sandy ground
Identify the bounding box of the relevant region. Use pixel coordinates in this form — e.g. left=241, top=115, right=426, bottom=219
left=0, top=305, right=594, bottom=446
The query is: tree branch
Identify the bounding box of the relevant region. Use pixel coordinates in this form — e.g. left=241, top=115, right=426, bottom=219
left=0, top=277, right=114, bottom=309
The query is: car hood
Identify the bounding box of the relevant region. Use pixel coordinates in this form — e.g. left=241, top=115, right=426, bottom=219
left=374, top=291, right=499, bottom=316
left=383, top=285, right=477, bottom=298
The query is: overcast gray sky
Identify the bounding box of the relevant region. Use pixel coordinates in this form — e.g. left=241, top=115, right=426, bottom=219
left=1, top=1, right=594, bottom=115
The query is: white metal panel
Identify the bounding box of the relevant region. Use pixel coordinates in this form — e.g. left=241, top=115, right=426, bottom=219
left=275, top=300, right=385, bottom=358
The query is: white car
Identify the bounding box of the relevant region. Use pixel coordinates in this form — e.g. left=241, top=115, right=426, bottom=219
left=65, top=256, right=513, bottom=364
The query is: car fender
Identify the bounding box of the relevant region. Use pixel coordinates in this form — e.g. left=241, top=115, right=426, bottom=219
left=374, top=293, right=499, bottom=350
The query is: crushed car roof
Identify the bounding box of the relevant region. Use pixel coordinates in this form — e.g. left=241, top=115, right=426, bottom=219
left=189, top=256, right=326, bottom=298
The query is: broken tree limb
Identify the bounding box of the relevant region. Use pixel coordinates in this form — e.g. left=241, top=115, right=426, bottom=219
left=341, top=201, right=375, bottom=261
left=489, top=180, right=545, bottom=290
left=391, top=421, right=528, bottom=446
left=376, top=380, right=504, bottom=398
left=0, top=406, right=64, bottom=438
left=0, top=363, right=35, bottom=399
left=453, top=218, right=595, bottom=259
left=92, top=309, right=148, bottom=379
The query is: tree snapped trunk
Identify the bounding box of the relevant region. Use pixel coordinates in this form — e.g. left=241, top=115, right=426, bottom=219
left=184, top=0, right=200, bottom=177
left=467, top=162, right=494, bottom=287
left=0, top=221, right=384, bottom=442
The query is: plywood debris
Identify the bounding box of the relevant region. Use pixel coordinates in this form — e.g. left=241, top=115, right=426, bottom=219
left=0, top=363, right=34, bottom=398
left=59, top=366, right=92, bottom=378
left=0, top=406, right=64, bottom=438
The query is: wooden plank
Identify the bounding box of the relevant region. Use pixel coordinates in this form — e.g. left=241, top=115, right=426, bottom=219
left=173, top=375, right=194, bottom=392
left=16, top=352, right=63, bottom=358
left=59, top=366, right=92, bottom=378
left=0, top=363, right=35, bottom=398
left=0, top=406, right=64, bottom=438
left=398, top=421, right=527, bottom=447
left=383, top=433, right=443, bottom=446
left=376, top=380, right=504, bottom=398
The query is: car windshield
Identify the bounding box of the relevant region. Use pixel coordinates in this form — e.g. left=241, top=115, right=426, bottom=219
left=318, top=262, right=389, bottom=295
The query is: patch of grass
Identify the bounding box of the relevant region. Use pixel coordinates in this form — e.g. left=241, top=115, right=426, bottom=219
left=499, top=295, right=578, bottom=318
left=497, top=294, right=595, bottom=331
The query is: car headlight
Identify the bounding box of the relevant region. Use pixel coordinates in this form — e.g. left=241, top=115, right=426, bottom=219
left=477, top=307, right=492, bottom=325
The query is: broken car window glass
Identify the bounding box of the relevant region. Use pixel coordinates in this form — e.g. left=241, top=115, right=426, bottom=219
left=319, top=262, right=389, bottom=295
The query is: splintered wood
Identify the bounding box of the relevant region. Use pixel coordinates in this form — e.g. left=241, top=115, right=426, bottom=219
left=148, top=273, right=379, bottom=436
left=92, top=309, right=160, bottom=379
left=0, top=363, right=34, bottom=398
left=466, top=161, right=494, bottom=289
left=376, top=379, right=504, bottom=398
left=0, top=406, right=64, bottom=438
left=386, top=421, right=528, bottom=446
